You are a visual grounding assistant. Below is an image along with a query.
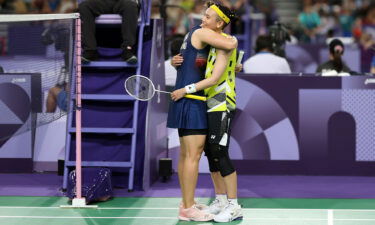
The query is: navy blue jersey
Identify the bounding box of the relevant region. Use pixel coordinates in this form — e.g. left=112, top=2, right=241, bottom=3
left=167, top=26, right=209, bottom=129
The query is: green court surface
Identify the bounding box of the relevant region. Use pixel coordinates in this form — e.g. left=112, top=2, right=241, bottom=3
left=0, top=197, right=374, bottom=225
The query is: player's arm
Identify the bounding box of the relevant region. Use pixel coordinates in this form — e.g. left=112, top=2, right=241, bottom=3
left=193, top=28, right=237, bottom=51
left=171, top=53, right=183, bottom=67
left=171, top=49, right=231, bottom=101
left=194, top=49, right=231, bottom=91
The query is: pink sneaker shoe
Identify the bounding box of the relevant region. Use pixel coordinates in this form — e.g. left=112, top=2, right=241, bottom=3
left=178, top=204, right=214, bottom=221
left=179, top=202, right=208, bottom=210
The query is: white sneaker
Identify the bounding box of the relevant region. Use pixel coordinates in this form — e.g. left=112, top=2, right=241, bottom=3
left=203, top=198, right=228, bottom=215
left=213, top=202, right=243, bottom=222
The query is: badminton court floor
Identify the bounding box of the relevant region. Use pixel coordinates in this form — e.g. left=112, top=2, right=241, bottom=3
left=0, top=196, right=374, bottom=225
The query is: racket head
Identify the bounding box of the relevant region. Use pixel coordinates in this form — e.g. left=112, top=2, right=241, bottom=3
left=124, top=75, right=156, bottom=101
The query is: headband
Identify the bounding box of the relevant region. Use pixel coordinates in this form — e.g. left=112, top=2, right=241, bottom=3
left=210, top=5, right=230, bottom=24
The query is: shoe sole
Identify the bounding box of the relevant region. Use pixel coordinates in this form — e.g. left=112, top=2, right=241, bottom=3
left=178, top=216, right=189, bottom=221
left=178, top=216, right=214, bottom=222
left=81, top=57, right=91, bottom=64
left=125, top=56, right=138, bottom=64
left=214, top=215, right=243, bottom=222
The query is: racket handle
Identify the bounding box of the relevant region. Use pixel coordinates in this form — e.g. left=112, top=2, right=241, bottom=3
left=185, top=94, right=207, bottom=101
left=237, top=50, right=244, bottom=65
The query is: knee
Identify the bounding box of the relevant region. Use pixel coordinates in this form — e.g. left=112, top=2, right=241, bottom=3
left=48, top=87, right=56, bottom=97
left=185, top=151, right=202, bottom=162
left=208, top=145, right=235, bottom=177
left=121, top=0, right=138, bottom=8
left=118, top=0, right=138, bottom=12
left=218, top=159, right=235, bottom=177
left=179, top=150, right=186, bottom=159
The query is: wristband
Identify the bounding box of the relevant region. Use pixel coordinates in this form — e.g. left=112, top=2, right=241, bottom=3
left=185, top=83, right=197, bottom=94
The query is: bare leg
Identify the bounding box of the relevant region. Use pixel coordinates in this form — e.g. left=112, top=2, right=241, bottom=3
left=210, top=171, right=226, bottom=195
left=223, top=171, right=237, bottom=199
left=181, top=134, right=206, bottom=208
left=46, top=86, right=61, bottom=112
left=210, top=171, right=237, bottom=199
left=178, top=137, right=186, bottom=201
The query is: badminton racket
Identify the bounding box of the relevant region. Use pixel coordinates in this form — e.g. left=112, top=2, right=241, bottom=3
left=237, top=50, right=244, bottom=65
left=124, top=75, right=207, bottom=101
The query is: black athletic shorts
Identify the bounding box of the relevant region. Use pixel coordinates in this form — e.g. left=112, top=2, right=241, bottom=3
left=178, top=128, right=208, bottom=137
left=206, top=111, right=235, bottom=147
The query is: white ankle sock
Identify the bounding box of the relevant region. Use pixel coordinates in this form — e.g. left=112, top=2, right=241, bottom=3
left=216, top=194, right=227, bottom=202
left=228, top=198, right=238, bottom=205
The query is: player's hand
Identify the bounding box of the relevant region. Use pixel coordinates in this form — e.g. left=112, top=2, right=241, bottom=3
left=171, top=88, right=186, bottom=101
left=171, top=54, right=183, bottom=67
left=235, top=63, right=243, bottom=72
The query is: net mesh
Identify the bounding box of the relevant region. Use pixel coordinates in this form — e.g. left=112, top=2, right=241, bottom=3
left=125, top=75, right=155, bottom=101
left=0, top=14, right=77, bottom=143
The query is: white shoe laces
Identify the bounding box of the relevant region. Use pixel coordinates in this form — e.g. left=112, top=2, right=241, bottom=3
left=223, top=201, right=236, bottom=211
left=210, top=198, right=221, bottom=207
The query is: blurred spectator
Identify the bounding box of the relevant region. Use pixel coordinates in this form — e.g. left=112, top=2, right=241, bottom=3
left=221, top=0, right=246, bottom=20
left=165, top=35, right=183, bottom=89
left=298, top=0, right=322, bottom=42
left=316, top=0, right=340, bottom=39
left=352, top=3, right=375, bottom=72
left=180, top=0, right=194, bottom=12
left=163, top=1, right=188, bottom=35
left=221, top=0, right=247, bottom=34
left=339, top=0, right=355, bottom=37
left=79, top=0, right=139, bottom=64
left=316, top=38, right=351, bottom=75
left=13, top=0, right=28, bottom=13
left=361, top=3, right=375, bottom=41
left=0, top=0, right=15, bottom=13
left=151, top=0, right=160, bottom=19
left=252, top=0, right=278, bottom=27
left=243, top=35, right=291, bottom=74
left=352, top=2, right=375, bottom=42
left=371, top=55, right=375, bottom=74
left=187, top=0, right=205, bottom=29
left=46, top=83, right=68, bottom=112
left=0, top=66, right=3, bottom=73
left=31, top=0, right=61, bottom=13
left=58, top=0, right=76, bottom=13
left=0, top=0, right=76, bottom=14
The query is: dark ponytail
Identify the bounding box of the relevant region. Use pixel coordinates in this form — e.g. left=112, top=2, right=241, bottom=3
left=332, top=50, right=343, bottom=73
left=329, top=39, right=345, bottom=73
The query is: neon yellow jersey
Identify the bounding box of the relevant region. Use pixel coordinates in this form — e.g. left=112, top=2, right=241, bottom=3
left=204, top=34, right=237, bottom=112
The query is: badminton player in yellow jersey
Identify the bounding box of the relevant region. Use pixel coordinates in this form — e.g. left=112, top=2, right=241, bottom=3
left=171, top=2, right=242, bottom=222
left=168, top=1, right=239, bottom=222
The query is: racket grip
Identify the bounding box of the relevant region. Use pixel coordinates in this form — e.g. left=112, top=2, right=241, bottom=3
left=237, top=50, right=244, bottom=65
left=185, top=94, right=207, bottom=101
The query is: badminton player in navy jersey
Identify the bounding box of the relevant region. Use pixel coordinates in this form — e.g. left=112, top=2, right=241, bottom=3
left=166, top=2, right=237, bottom=222
left=171, top=2, right=242, bottom=222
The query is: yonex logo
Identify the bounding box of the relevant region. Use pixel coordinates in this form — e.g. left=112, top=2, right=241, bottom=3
left=364, top=79, right=375, bottom=85
left=11, top=78, right=26, bottom=83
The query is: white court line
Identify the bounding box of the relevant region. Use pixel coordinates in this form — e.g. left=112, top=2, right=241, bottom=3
left=0, top=215, right=375, bottom=221
left=0, top=206, right=375, bottom=212
left=0, top=215, right=327, bottom=220
left=328, top=210, right=333, bottom=225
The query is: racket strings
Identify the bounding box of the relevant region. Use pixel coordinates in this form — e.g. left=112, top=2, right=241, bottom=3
left=125, top=75, right=155, bottom=101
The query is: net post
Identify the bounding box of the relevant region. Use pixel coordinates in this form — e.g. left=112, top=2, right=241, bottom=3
left=75, top=17, right=83, bottom=201
left=61, top=16, right=96, bottom=209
